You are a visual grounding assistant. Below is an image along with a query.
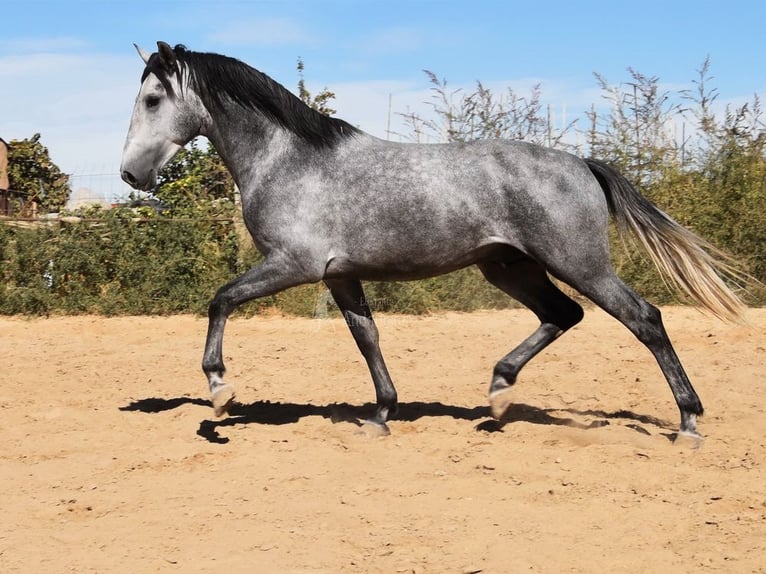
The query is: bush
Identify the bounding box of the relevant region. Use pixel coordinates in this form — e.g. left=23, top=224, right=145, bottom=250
left=1, top=206, right=241, bottom=315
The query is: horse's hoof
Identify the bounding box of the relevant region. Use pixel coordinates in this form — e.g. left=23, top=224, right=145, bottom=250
left=489, top=386, right=514, bottom=420
left=673, top=430, right=704, bottom=449
left=358, top=420, right=391, bottom=438
left=211, top=384, right=236, bottom=417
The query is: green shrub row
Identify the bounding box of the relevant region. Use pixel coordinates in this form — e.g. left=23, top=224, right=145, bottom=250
left=0, top=210, right=523, bottom=316
left=2, top=204, right=762, bottom=317
left=0, top=208, right=241, bottom=315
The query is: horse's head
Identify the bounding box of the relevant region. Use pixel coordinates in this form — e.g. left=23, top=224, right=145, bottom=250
left=120, top=41, right=207, bottom=191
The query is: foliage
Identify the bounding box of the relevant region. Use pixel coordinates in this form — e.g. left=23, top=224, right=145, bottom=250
left=6, top=133, right=71, bottom=213
left=590, top=61, right=765, bottom=303
left=399, top=71, right=576, bottom=147
left=0, top=204, right=242, bottom=315
left=686, top=96, right=766, bottom=289
left=296, top=57, right=337, bottom=116
left=589, top=69, right=683, bottom=187
left=153, top=139, right=235, bottom=211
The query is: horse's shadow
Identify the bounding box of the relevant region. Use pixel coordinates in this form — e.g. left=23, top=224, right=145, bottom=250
left=120, top=396, right=675, bottom=444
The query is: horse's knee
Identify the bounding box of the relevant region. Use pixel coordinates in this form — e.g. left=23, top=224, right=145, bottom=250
left=208, top=291, right=233, bottom=320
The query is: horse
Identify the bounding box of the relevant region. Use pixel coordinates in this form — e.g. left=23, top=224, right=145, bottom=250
left=121, top=41, right=747, bottom=441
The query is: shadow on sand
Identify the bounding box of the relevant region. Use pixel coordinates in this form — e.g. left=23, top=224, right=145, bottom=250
left=120, top=396, right=676, bottom=444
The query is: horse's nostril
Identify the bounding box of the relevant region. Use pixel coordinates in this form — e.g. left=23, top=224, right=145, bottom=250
left=121, top=170, right=137, bottom=186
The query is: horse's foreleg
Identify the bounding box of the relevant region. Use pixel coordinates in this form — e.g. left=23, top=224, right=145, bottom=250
left=325, top=278, right=397, bottom=436
left=203, top=308, right=236, bottom=417
left=478, top=260, right=584, bottom=419
left=202, top=257, right=318, bottom=417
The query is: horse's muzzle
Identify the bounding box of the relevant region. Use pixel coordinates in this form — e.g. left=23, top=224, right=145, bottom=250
left=121, top=170, right=138, bottom=187
left=121, top=168, right=155, bottom=191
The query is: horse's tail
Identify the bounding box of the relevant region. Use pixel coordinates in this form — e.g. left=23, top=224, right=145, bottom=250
left=584, top=157, right=748, bottom=322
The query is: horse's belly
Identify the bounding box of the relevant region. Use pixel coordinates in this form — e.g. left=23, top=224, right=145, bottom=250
left=323, top=240, right=513, bottom=281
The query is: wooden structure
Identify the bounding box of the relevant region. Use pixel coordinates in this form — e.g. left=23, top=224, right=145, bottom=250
left=0, top=137, right=33, bottom=217
left=0, top=137, right=10, bottom=215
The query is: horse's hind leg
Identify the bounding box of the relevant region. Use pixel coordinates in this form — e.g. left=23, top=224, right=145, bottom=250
left=478, top=258, right=584, bottom=419
left=564, top=270, right=704, bottom=439
left=325, top=278, right=398, bottom=435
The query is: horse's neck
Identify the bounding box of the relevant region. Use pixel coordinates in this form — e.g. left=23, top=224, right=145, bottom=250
left=203, top=109, right=297, bottom=194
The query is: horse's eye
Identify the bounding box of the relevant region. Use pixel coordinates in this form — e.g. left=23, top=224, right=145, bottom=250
left=146, top=96, right=161, bottom=109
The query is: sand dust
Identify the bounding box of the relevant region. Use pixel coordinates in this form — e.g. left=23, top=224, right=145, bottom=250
left=2, top=307, right=765, bottom=573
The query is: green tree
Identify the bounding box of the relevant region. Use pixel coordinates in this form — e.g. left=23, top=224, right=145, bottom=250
left=296, top=57, right=337, bottom=116
left=589, top=69, right=683, bottom=188
left=399, top=71, right=575, bottom=147
left=153, top=138, right=235, bottom=213
left=7, top=133, right=71, bottom=213
left=586, top=61, right=764, bottom=298
left=684, top=92, right=766, bottom=286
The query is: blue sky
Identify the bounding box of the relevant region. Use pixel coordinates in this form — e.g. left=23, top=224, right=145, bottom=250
left=2, top=0, right=764, bottom=202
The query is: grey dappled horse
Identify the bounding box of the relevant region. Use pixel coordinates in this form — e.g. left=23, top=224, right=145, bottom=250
left=121, top=42, right=747, bottom=440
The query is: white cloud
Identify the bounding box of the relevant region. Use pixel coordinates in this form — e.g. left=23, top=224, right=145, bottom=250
left=328, top=76, right=602, bottom=143
left=0, top=36, right=90, bottom=54
left=5, top=39, right=762, bottom=204
left=361, top=26, right=422, bottom=55
left=1, top=49, right=142, bottom=200
left=207, top=17, right=314, bottom=47
left=325, top=80, right=431, bottom=140
left=0, top=52, right=89, bottom=77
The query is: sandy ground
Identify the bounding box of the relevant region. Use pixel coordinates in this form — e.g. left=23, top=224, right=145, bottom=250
left=1, top=307, right=765, bottom=573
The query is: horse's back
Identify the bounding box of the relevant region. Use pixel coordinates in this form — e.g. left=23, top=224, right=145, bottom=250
left=330, top=136, right=609, bottom=239
left=305, top=137, right=610, bottom=279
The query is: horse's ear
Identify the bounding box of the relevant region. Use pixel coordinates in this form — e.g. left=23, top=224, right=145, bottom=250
left=133, top=43, right=151, bottom=65
left=157, top=41, right=177, bottom=71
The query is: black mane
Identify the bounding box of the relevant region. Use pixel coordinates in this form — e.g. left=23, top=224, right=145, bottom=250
left=155, top=45, right=362, bottom=148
